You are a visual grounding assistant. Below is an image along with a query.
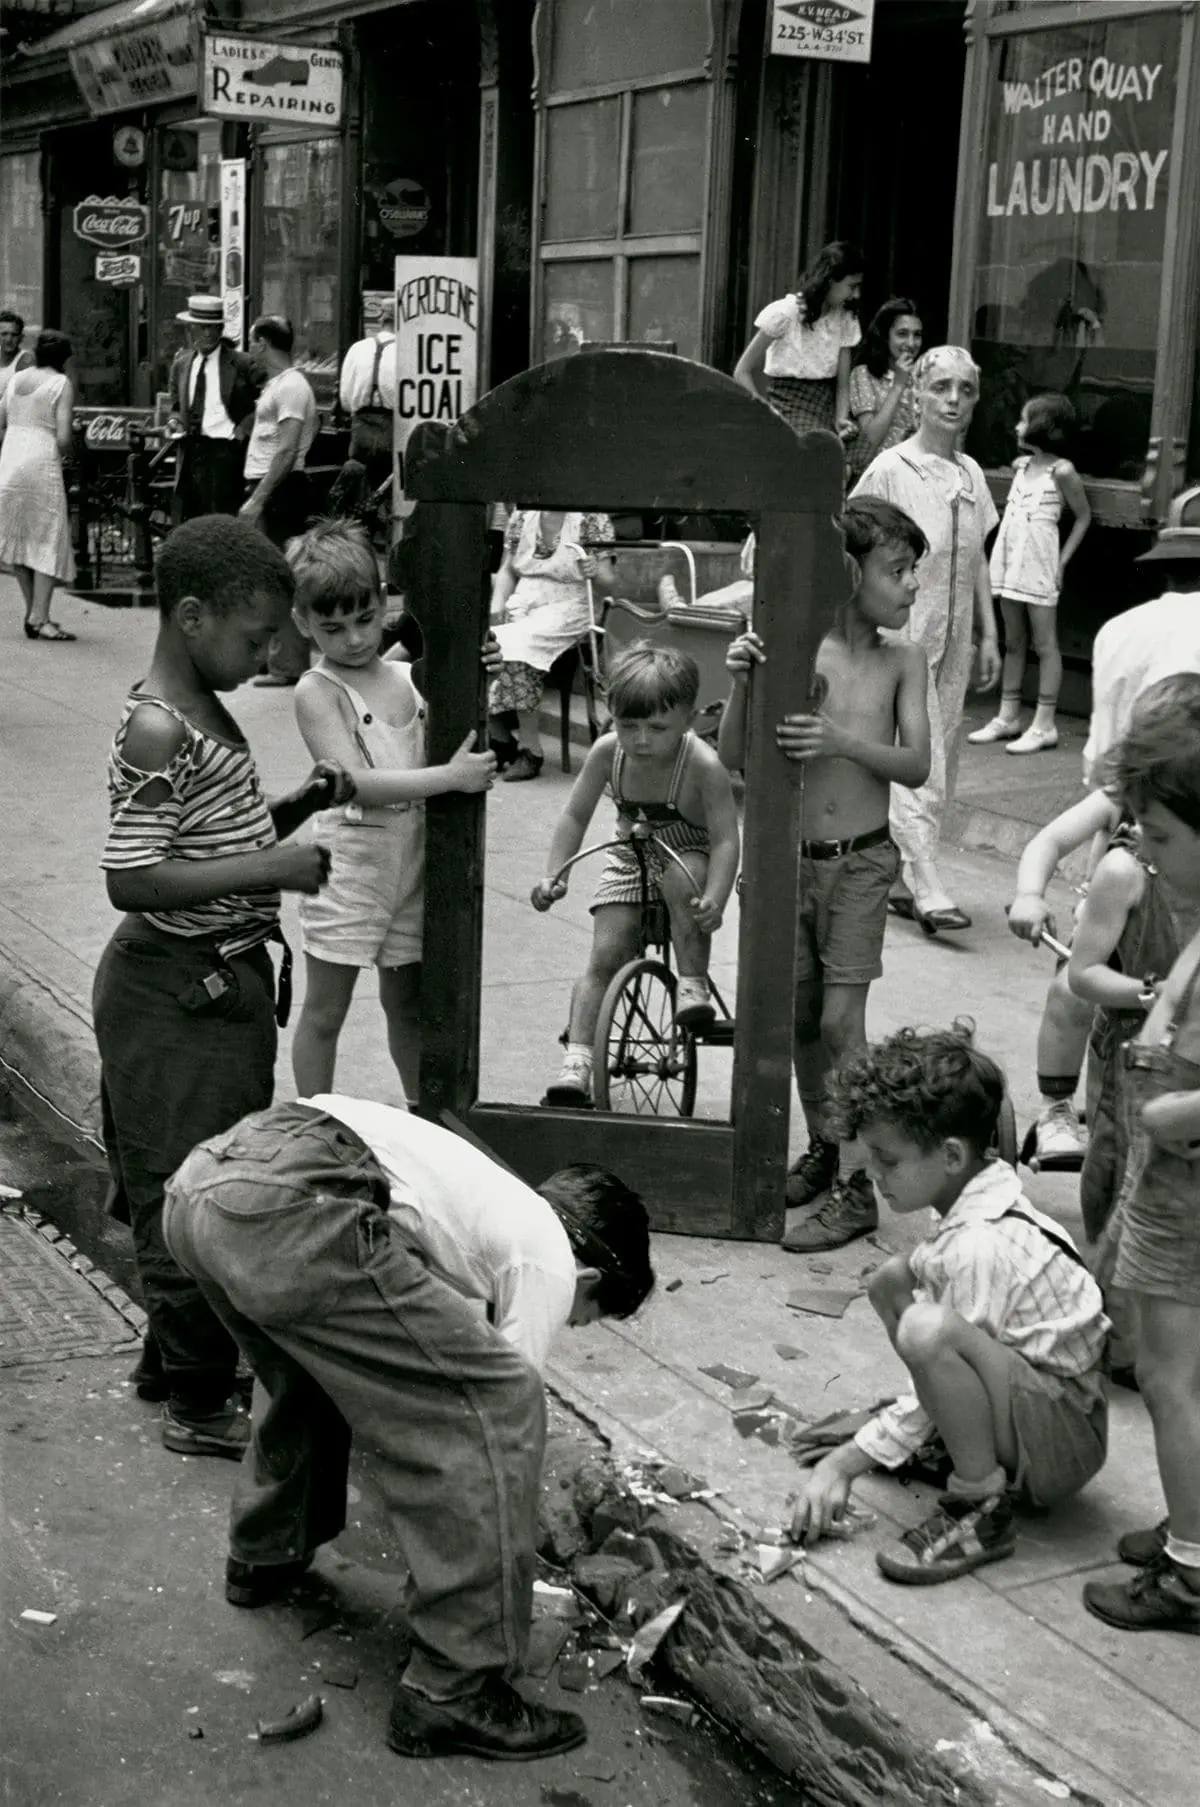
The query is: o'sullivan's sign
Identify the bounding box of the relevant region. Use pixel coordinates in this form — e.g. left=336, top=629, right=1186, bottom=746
left=392, top=255, right=479, bottom=494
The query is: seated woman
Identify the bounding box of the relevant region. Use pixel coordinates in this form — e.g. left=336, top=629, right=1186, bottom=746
left=847, top=297, right=922, bottom=481
left=487, top=508, right=616, bottom=782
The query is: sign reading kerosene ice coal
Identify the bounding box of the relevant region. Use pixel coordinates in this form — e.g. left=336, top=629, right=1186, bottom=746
left=769, top=0, right=873, bottom=65
left=392, top=256, right=479, bottom=492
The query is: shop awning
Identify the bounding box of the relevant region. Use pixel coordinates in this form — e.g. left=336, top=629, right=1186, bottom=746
left=25, top=0, right=198, bottom=115
left=23, top=0, right=190, bottom=52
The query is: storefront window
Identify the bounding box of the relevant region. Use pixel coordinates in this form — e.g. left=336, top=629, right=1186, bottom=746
left=968, top=8, right=1180, bottom=481
left=154, top=122, right=222, bottom=397
left=0, top=153, right=44, bottom=337
left=259, top=131, right=341, bottom=407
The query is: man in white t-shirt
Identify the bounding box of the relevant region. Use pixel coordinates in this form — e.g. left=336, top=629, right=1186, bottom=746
left=1083, top=491, right=1200, bottom=784
left=241, top=313, right=319, bottom=684
left=162, top=1097, right=654, bottom=1763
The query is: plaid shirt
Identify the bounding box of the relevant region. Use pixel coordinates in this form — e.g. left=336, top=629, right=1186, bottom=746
left=855, top=1163, right=1110, bottom=1471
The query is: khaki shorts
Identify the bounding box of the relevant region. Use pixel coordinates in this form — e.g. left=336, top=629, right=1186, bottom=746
left=794, top=837, right=899, bottom=989
left=1007, top=1354, right=1108, bottom=1508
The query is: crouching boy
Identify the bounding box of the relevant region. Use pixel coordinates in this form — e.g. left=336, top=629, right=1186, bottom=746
left=790, top=1025, right=1109, bottom=1584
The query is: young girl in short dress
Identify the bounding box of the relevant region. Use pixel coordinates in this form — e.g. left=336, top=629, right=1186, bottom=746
left=288, top=521, right=495, bottom=1102
left=970, top=392, right=1090, bottom=756
left=734, top=240, right=864, bottom=438
left=1082, top=673, right=1200, bottom=1635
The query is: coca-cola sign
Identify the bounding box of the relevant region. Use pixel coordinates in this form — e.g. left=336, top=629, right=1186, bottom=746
left=79, top=408, right=155, bottom=451
left=73, top=195, right=150, bottom=250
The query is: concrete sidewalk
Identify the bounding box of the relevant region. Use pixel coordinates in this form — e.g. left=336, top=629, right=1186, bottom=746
left=0, top=581, right=1189, bottom=1806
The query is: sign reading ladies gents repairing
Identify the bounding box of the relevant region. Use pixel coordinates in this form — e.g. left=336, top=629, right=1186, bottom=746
left=201, top=35, right=344, bottom=126
left=393, top=255, right=479, bottom=494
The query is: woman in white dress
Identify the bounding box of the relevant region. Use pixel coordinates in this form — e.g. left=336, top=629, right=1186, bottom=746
left=0, top=329, right=76, bottom=641
left=486, top=509, right=615, bottom=781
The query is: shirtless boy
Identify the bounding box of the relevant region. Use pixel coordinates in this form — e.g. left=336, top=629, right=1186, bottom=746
left=719, top=497, right=931, bottom=1249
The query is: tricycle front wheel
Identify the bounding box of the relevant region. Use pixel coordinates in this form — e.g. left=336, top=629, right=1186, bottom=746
left=593, top=957, right=697, bottom=1117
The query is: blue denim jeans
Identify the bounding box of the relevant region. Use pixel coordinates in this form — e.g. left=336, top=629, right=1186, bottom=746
left=162, top=1102, right=545, bottom=1691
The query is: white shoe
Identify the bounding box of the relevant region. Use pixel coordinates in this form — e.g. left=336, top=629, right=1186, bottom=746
left=967, top=716, right=1023, bottom=745
left=675, top=977, right=715, bottom=1029
left=542, top=1052, right=594, bottom=1107
left=1033, top=1098, right=1087, bottom=1168
left=1006, top=725, right=1059, bottom=755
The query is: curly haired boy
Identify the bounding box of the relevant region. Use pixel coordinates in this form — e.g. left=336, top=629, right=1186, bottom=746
left=789, top=1025, right=1109, bottom=1585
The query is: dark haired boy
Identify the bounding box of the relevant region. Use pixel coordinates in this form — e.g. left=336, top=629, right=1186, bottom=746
left=93, top=515, right=352, bottom=1459
left=162, top=1095, right=655, bottom=1760
left=789, top=1027, right=1109, bottom=1584
left=719, top=497, right=932, bottom=1249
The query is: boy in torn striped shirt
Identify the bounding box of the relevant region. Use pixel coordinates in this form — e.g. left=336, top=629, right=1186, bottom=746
left=789, top=1024, right=1109, bottom=1584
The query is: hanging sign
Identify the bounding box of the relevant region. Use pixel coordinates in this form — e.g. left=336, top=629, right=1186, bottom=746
left=393, top=255, right=479, bottom=494
left=377, top=178, right=430, bottom=240
left=69, top=15, right=197, bottom=118
left=769, top=0, right=874, bottom=65
left=73, top=196, right=150, bottom=250
left=112, top=125, right=146, bottom=169
left=95, top=253, right=141, bottom=287
left=220, top=158, right=247, bottom=349
left=201, top=34, right=344, bottom=126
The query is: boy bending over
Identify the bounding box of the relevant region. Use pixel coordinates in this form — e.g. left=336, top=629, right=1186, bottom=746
left=719, top=497, right=931, bottom=1249
left=533, top=643, right=740, bottom=1107
left=790, top=1026, right=1109, bottom=1585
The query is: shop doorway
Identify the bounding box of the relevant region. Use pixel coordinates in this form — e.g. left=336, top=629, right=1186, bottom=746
left=829, top=0, right=968, bottom=343
left=47, top=122, right=137, bottom=407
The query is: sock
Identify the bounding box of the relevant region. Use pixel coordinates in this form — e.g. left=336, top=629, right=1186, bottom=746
left=1032, top=701, right=1057, bottom=730
left=1037, top=1072, right=1078, bottom=1104
left=997, top=694, right=1021, bottom=724
left=1165, top=1532, right=1200, bottom=1586
left=946, top=1465, right=1006, bottom=1501
left=838, top=1136, right=868, bottom=1177
left=564, top=1041, right=592, bottom=1068
left=799, top=1097, right=833, bottom=1150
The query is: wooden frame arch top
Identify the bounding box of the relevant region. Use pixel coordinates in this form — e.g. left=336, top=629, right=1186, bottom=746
left=406, top=348, right=847, bottom=1241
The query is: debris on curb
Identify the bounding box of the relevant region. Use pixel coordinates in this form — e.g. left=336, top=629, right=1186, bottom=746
left=785, top=1286, right=861, bottom=1319
left=627, top=1598, right=686, bottom=1684
left=699, top=1364, right=758, bottom=1389
left=640, top=1694, right=696, bottom=1724
left=665, top=1278, right=683, bottom=1292
left=773, top=1344, right=808, bottom=1362
left=20, top=1608, right=57, bottom=1625
left=255, top=1694, right=324, bottom=1744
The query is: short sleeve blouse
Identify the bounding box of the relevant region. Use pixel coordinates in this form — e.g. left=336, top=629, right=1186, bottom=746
left=753, top=295, right=861, bottom=380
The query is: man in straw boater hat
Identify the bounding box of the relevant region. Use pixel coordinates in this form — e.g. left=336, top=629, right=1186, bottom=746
left=168, top=294, right=258, bottom=520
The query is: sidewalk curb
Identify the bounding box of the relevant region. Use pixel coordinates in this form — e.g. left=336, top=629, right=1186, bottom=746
left=539, top=1408, right=1111, bottom=1807
left=0, top=932, right=105, bottom=1166
left=1, top=1202, right=146, bottom=1338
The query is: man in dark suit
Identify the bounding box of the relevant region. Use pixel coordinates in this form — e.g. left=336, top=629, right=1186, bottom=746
left=168, top=295, right=258, bottom=519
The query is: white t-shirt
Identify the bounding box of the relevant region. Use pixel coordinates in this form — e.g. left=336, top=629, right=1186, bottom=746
left=339, top=332, right=396, bottom=413
left=1083, top=591, right=1200, bottom=784
left=244, top=366, right=318, bottom=479
left=304, top=1095, right=578, bottom=1373
left=754, top=295, right=861, bottom=380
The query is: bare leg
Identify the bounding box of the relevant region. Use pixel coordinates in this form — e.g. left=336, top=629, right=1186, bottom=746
left=658, top=852, right=710, bottom=978
left=792, top=978, right=828, bottom=1139
left=1136, top=1297, right=1200, bottom=1549
left=819, top=983, right=870, bottom=1168
left=894, top=1301, right=1020, bottom=1484
left=515, top=706, right=543, bottom=753
left=27, top=570, right=57, bottom=632
left=1039, top=964, right=1091, bottom=1080
left=1027, top=605, right=1063, bottom=730
left=291, top=956, right=359, bottom=1097
left=565, top=905, right=641, bottom=1046
left=379, top=961, right=422, bottom=1103
left=12, top=566, right=34, bottom=623
left=997, top=596, right=1028, bottom=723
left=867, top=1252, right=918, bottom=1338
